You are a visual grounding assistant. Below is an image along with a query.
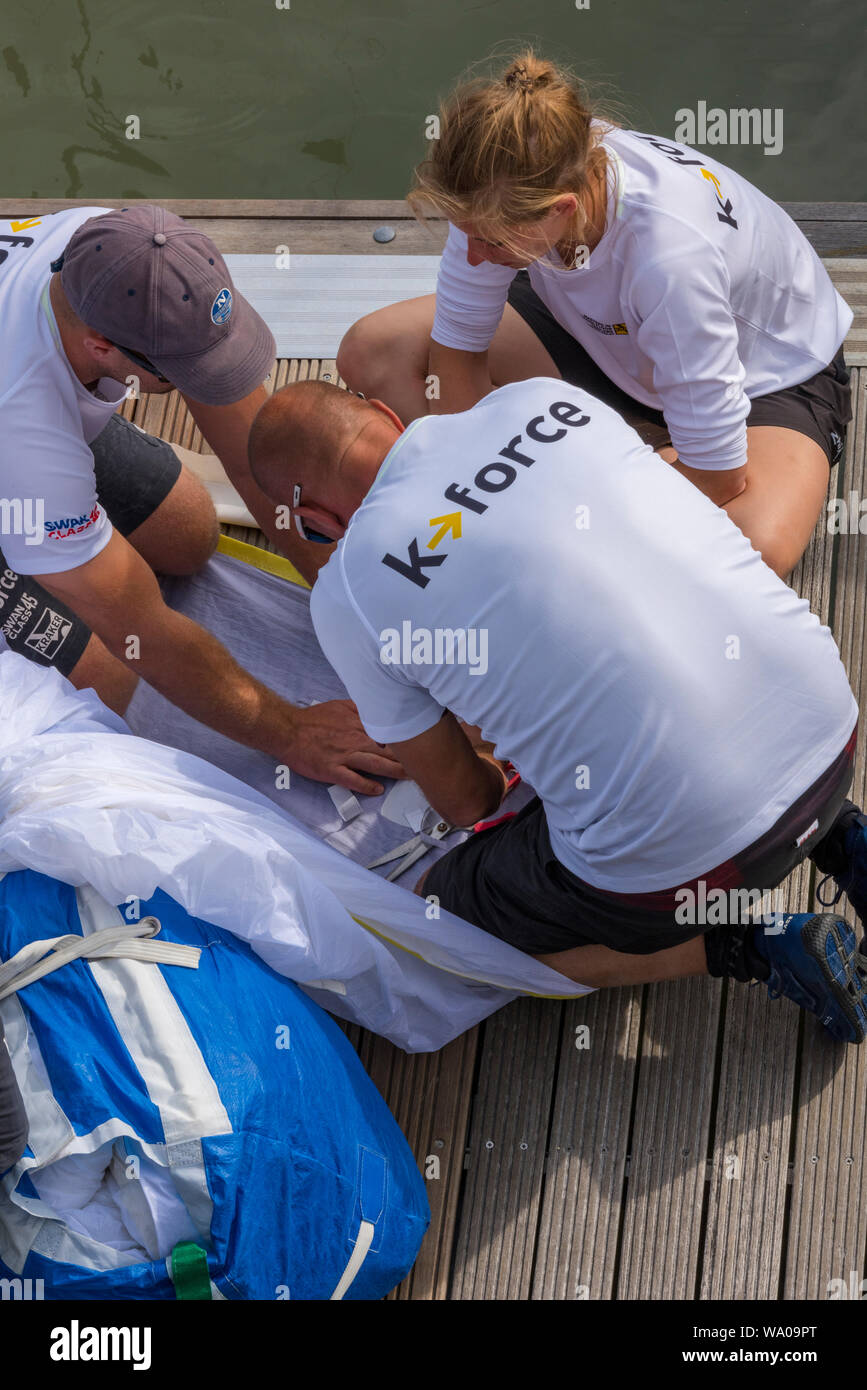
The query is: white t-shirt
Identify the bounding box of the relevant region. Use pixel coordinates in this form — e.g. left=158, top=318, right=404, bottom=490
left=0, top=207, right=126, bottom=576
left=311, top=378, right=857, bottom=893
left=431, top=128, right=853, bottom=474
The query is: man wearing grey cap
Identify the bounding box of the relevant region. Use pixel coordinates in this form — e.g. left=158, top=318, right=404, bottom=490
left=0, top=204, right=402, bottom=794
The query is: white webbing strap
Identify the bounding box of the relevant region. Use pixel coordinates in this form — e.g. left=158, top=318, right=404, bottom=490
left=330, top=1219, right=376, bottom=1300
left=0, top=917, right=200, bottom=1000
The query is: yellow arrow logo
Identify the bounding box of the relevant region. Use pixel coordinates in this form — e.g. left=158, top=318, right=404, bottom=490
left=700, top=169, right=723, bottom=200
left=427, top=511, right=462, bottom=550
left=10, top=218, right=41, bottom=231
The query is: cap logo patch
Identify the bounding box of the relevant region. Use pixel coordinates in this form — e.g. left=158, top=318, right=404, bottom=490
left=211, top=287, right=233, bottom=324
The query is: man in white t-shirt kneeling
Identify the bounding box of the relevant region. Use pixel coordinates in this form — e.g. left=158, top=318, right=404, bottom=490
left=249, top=376, right=867, bottom=1044
left=0, top=205, right=401, bottom=794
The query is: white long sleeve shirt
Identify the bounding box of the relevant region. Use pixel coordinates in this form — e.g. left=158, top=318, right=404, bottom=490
left=431, top=128, right=852, bottom=472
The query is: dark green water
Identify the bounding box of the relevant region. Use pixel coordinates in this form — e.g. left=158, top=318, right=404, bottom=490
left=0, top=0, right=863, bottom=201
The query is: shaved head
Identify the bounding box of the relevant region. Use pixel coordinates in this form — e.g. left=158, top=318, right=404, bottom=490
left=249, top=380, right=376, bottom=500
left=248, top=379, right=404, bottom=542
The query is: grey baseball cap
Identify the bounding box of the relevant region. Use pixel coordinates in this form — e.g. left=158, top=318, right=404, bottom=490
left=52, top=205, right=275, bottom=405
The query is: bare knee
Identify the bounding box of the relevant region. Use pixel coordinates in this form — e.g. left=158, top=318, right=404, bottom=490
left=127, top=465, right=220, bottom=576
left=337, top=303, right=431, bottom=409
left=337, top=316, right=404, bottom=398
left=732, top=510, right=805, bottom=579
left=166, top=503, right=220, bottom=576
left=754, top=534, right=802, bottom=581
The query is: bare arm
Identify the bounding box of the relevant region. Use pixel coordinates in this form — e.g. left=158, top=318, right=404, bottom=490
left=388, top=711, right=509, bottom=828
left=660, top=449, right=748, bottom=508
left=427, top=342, right=495, bottom=416
left=35, top=532, right=403, bottom=793
left=182, top=387, right=335, bottom=584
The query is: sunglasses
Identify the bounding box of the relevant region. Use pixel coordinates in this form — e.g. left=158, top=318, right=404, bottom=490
left=108, top=341, right=170, bottom=383
left=291, top=484, right=332, bottom=544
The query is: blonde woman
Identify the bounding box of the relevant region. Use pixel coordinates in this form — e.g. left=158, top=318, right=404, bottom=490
left=337, top=53, right=852, bottom=578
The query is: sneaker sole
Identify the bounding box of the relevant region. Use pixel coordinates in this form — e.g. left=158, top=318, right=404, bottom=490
left=802, top=914, right=867, bottom=1043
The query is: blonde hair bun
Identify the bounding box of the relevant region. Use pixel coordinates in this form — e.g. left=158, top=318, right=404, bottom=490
left=503, top=57, right=555, bottom=95
left=408, top=49, right=618, bottom=257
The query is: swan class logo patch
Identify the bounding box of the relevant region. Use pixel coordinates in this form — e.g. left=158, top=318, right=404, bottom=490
left=210, top=287, right=233, bottom=324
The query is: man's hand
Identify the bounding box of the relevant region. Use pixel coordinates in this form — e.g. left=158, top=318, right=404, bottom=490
left=661, top=450, right=748, bottom=508
left=288, top=700, right=406, bottom=794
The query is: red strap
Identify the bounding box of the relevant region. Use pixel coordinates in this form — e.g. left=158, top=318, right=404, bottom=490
left=473, top=810, right=517, bottom=833
left=471, top=762, right=521, bottom=833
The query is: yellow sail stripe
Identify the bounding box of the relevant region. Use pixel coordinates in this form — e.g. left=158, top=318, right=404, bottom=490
left=349, top=914, right=579, bottom=1000
left=217, top=533, right=310, bottom=589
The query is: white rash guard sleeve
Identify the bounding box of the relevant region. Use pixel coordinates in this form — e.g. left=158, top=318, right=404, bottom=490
left=627, top=247, right=750, bottom=472
left=430, top=224, right=517, bottom=353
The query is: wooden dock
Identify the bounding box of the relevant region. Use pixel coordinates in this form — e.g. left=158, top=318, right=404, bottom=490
left=4, top=198, right=866, bottom=1300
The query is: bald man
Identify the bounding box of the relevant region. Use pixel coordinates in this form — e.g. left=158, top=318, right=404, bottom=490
left=248, top=376, right=867, bottom=1042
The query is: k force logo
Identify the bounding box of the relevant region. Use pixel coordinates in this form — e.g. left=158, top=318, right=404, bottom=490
left=381, top=398, right=591, bottom=589
left=0, top=223, right=38, bottom=269
left=634, top=135, right=739, bottom=229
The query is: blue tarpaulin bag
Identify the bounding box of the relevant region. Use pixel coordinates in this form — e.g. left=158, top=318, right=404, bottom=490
left=0, top=869, right=429, bottom=1299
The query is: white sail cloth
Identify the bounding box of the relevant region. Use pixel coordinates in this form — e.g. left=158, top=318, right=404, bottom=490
left=0, top=653, right=588, bottom=1052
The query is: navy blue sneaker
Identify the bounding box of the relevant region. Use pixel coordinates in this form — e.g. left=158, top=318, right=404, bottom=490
left=816, top=805, right=867, bottom=925
left=752, top=913, right=867, bottom=1044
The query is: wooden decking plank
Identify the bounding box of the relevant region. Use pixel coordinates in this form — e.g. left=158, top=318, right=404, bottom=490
left=783, top=366, right=867, bottom=1299
left=3, top=197, right=866, bottom=220
left=699, top=982, right=802, bottom=1298
left=797, top=226, right=867, bottom=258
left=616, top=976, right=723, bottom=1298
left=449, top=998, right=563, bottom=1300
left=831, top=269, right=867, bottom=366
left=698, top=478, right=838, bottom=1300
left=531, top=987, right=643, bottom=1300
left=182, top=218, right=446, bottom=256
left=3, top=198, right=865, bottom=222
left=6, top=197, right=867, bottom=257
left=0, top=198, right=417, bottom=218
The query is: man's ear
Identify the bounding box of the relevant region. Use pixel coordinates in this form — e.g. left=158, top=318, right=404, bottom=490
left=367, top=398, right=405, bottom=434
left=296, top=500, right=345, bottom=541
left=81, top=332, right=118, bottom=369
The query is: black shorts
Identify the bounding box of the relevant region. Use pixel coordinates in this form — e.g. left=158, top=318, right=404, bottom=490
left=0, top=413, right=181, bottom=676
left=423, top=728, right=857, bottom=956
left=507, top=271, right=852, bottom=467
